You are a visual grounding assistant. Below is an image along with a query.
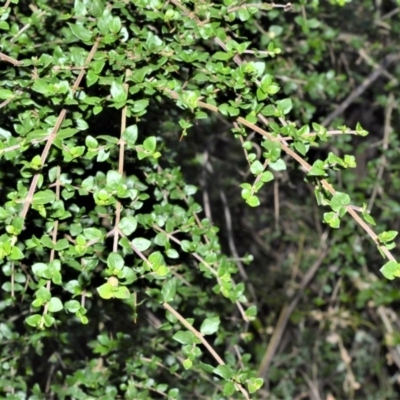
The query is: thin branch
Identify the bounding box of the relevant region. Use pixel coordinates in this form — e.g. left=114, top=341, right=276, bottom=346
left=258, top=247, right=328, bottom=379
left=154, top=225, right=250, bottom=322
left=112, top=69, right=131, bottom=252
left=0, top=52, right=21, bottom=66
left=322, top=52, right=400, bottom=126
left=163, top=302, right=250, bottom=400
left=368, top=93, right=395, bottom=211
left=19, top=37, right=101, bottom=221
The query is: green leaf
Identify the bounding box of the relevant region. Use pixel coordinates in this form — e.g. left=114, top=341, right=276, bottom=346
left=260, top=171, right=274, bottom=183
left=378, top=231, right=398, bottom=244
left=260, top=104, right=276, bottom=116
left=363, top=212, right=376, bottom=226
left=143, top=136, right=156, bottom=153
left=246, top=377, right=264, bottom=394
left=107, top=252, right=124, bottom=271
left=269, top=159, right=286, bottom=171
left=180, top=240, right=192, bottom=252
left=182, top=359, right=193, bottom=370
left=309, top=160, right=326, bottom=176
left=324, top=212, right=340, bottom=228
left=110, top=81, right=127, bottom=103
left=212, top=51, right=233, bottom=61
left=355, top=122, right=368, bottom=136
left=173, top=330, right=198, bottom=345
left=109, top=16, right=121, bottom=34
left=132, top=237, right=151, bottom=252
left=106, top=170, right=122, bottom=188
left=200, top=316, right=220, bottom=335
left=240, top=183, right=252, bottom=200
left=330, top=192, right=351, bottom=212
left=48, top=297, right=63, bottom=313
left=10, top=246, right=24, bottom=260
left=25, top=314, right=42, bottom=328
left=238, top=8, right=250, bottom=21
left=246, top=195, right=260, bottom=207
left=132, top=99, right=149, bottom=113
left=32, top=263, right=49, bottom=278
left=85, top=135, right=98, bottom=149
left=276, top=98, right=292, bottom=115
left=294, top=141, right=307, bottom=156
left=36, top=287, right=51, bottom=302
left=83, top=227, right=103, bottom=241
left=213, top=365, right=234, bottom=379
left=162, top=278, right=177, bottom=302
left=42, top=314, right=55, bottom=327
left=154, top=232, right=168, bottom=246
left=223, top=382, right=236, bottom=396
left=250, top=160, right=264, bottom=175
left=68, top=23, right=93, bottom=42
left=380, top=261, right=400, bottom=280
left=245, top=305, right=257, bottom=320
left=122, top=125, right=138, bottom=146
left=55, top=239, right=69, bottom=251
left=344, top=154, right=356, bottom=168
left=119, top=216, right=138, bottom=236
left=33, top=190, right=55, bottom=205
left=97, top=282, right=113, bottom=299
left=64, top=300, right=81, bottom=313
left=114, top=286, right=130, bottom=299
left=154, top=264, right=169, bottom=277
left=167, top=388, right=179, bottom=398
left=166, top=248, right=179, bottom=258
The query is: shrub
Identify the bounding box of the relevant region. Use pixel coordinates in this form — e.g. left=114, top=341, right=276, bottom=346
left=1, top=0, right=400, bottom=398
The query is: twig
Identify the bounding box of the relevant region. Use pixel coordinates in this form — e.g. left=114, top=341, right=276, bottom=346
left=368, top=93, right=395, bottom=211
left=200, top=151, right=213, bottom=223
left=163, top=302, right=251, bottom=400
left=10, top=10, right=46, bottom=43
left=322, top=53, right=400, bottom=127
left=153, top=225, right=250, bottom=322
left=19, top=38, right=101, bottom=220
left=258, top=246, right=328, bottom=379
left=0, top=52, right=21, bottom=66
left=219, top=184, right=258, bottom=303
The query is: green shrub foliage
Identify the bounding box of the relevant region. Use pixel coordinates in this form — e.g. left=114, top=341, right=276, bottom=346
left=1, top=0, right=400, bottom=398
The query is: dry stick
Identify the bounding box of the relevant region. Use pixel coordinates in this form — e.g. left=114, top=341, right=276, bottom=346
left=358, top=48, right=397, bottom=83
left=219, top=185, right=258, bottom=303
left=257, top=248, right=329, bottom=379
left=227, top=2, right=293, bottom=13
left=368, top=93, right=395, bottom=211
left=19, top=37, right=101, bottom=221
left=200, top=151, right=213, bottom=223
left=299, top=369, right=322, bottom=400
left=163, top=302, right=251, bottom=400
left=204, top=155, right=257, bottom=302
left=376, top=305, right=400, bottom=370
left=273, top=179, right=279, bottom=232
left=322, top=53, right=400, bottom=127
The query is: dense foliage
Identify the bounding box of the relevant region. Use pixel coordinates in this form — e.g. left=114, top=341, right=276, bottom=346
left=1, top=0, right=400, bottom=399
